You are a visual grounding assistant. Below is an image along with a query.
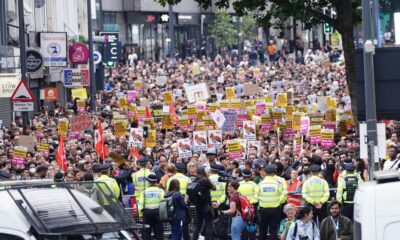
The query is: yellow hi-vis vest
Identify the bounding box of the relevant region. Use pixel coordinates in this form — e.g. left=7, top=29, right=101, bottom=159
left=132, top=168, right=153, bottom=198
left=336, top=172, right=364, bottom=204
left=166, top=173, right=191, bottom=195
left=138, top=186, right=164, bottom=217
left=238, top=180, right=259, bottom=204
left=301, top=175, right=330, bottom=204
left=209, top=174, right=226, bottom=203
left=257, top=176, right=284, bottom=208
left=95, top=175, right=120, bottom=205
left=274, top=175, right=288, bottom=204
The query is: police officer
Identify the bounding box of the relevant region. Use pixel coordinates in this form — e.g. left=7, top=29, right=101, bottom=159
left=257, top=164, right=285, bottom=240
left=95, top=163, right=121, bottom=213
left=54, top=171, right=65, bottom=183
left=336, top=163, right=363, bottom=220
left=301, top=164, right=330, bottom=223
left=238, top=169, right=258, bottom=240
left=138, top=174, right=164, bottom=240
left=131, top=156, right=153, bottom=200
left=209, top=163, right=227, bottom=209
left=166, top=162, right=192, bottom=240
left=0, top=170, right=13, bottom=190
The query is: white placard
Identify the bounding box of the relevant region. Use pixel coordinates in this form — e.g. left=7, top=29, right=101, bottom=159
left=184, top=83, right=210, bottom=103
left=359, top=123, right=386, bottom=161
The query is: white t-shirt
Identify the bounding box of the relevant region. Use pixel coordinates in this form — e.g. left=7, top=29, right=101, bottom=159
left=383, top=158, right=400, bottom=171
left=286, top=220, right=320, bottom=240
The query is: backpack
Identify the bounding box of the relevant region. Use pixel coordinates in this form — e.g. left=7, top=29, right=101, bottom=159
left=237, top=193, right=255, bottom=222
left=344, top=175, right=358, bottom=201
left=293, top=220, right=316, bottom=240
left=187, top=178, right=204, bottom=205
left=159, top=192, right=176, bottom=222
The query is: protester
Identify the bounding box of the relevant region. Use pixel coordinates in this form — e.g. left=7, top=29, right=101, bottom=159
left=279, top=203, right=297, bottom=240
left=286, top=206, right=320, bottom=240
left=222, top=180, right=245, bottom=240
left=319, top=201, right=353, bottom=240
left=165, top=179, right=188, bottom=240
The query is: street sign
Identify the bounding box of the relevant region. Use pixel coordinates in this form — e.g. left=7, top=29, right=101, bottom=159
left=93, top=51, right=102, bottom=64
left=13, top=102, right=34, bottom=112
left=99, top=32, right=119, bottom=43
left=104, top=42, right=122, bottom=62
left=324, top=23, right=332, bottom=34
left=68, top=43, right=89, bottom=64
left=63, top=69, right=90, bottom=87
left=40, top=32, right=67, bottom=67
left=44, top=88, right=58, bottom=101
left=26, top=49, right=43, bottom=73
left=10, top=80, right=35, bottom=102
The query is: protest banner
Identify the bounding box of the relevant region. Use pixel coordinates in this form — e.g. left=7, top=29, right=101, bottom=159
left=226, top=87, right=235, bottom=100
left=69, top=115, right=92, bottom=133
left=76, top=99, right=86, bottom=113
left=193, top=131, right=207, bottom=152
left=219, top=100, right=230, bottom=110
left=71, top=88, right=87, bottom=100
left=114, top=121, right=127, bottom=137
left=222, top=111, right=237, bottom=132
left=187, top=105, right=198, bottom=121
left=338, top=120, right=347, bottom=137
left=13, top=146, right=28, bottom=166
left=127, top=91, right=137, bottom=103
left=300, top=116, right=310, bottom=136
left=128, top=104, right=137, bottom=119
left=37, top=143, right=50, bottom=155
left=195, top=122, right=206, bottom=131
left=243, top=121, right=256, bottom=140
left=310, top=114, right=324, bottom=127
left=292, top=112, right=302, bottom=131
left=179, top=116, right=191, bottom=132
left=203, top=116, right=215, bottom=130
left=156, top=75, right=167, bottom=86
left=118, top=97, right=128, bottom=109
left=325, top=109, right=337, bottom=123
left=129, top=128, right=143, bottom=148
left=163, top=91, right=173, bottom=104
left=162, top=114, right=174, bottom=129
left=309, top=125, right=322, bottom=145
left=184, top=83, right=210, bottom=103
left=277, top=93, right=288, bottom=107
left=321, top=128, right=335, bottom=148
left=208, top=130, right=223, bottom=149
left=327, top=97, right=337, bottom=109
left=227, top=140, right=243, bottom=159
left=144, top=130, right=156, bottom=147
left=142, top=118, right=155, bottom=129
left=245, top=100, right=255, bottom=108
left=273, top=110, right=283, bottom=124
left=58, top=119, right=69, bottom=137
left=231, top=99, right=242, bottom=110
left=247, top=141, right=261, bottom=158
left=294, top=134, right=301, bottom=154
left=136, top=107, right=146, bottom=121
left=236, top=112, right=249, bottom=128
left=317, top=96, right=328, bottom=112
left=240, top=139, right=248, bottom=160
left=255, top=102, right=266, bottom=116
left=261, top=114, right=272, bottom=131
left=253, top=68, right=261, bottom=78
left=134, top=80, right=142, bottom=92
left=207, top=103, right=219, bottom=112
left=238, top=70, right=246, bottom=81
left=177, top=138, right=192, bottom=158
left=286, top=106, right=294, bottom=117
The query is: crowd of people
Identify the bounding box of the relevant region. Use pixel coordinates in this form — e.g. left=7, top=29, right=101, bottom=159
left=1, top=37, right=400, bottom=240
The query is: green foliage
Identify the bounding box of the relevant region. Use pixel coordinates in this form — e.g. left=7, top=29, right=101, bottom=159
left=69, top=34, right=88, bottom=44
left=209, top=11, right=237, bottom=50
left=241, top=14, right=258, bottom=41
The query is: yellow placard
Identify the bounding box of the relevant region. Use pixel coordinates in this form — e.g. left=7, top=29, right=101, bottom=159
left=129, top=104, right=137, bottom=113
left=219, top=100, right=230, bottom=109
left=37, top=143, right=49, bottom=152
left=292, top=112, right=302, bottom=131
left=226, top=87, right=235, bottom=100
left=298, top=105, right=308, bottom=113
left=325, top=109, right=337, bottom=122
left=309, top=125, right=321, bottom=137
left=266, top=102, right=274, bottom=109
left=136, top=107, right=146, bottom=117
left=134, top=81, right=142, bottom=89
left=286, top=106, right=294, bottom=117
left=339, top=120, right=347, bottom=137
left=71, top=88, right=87, bottom=100
left=119, top=98, right=128, bottom=109
left=58, top=119, right=69, bottom=137
left=264, top=95, right=273, bottom=103
left=144, top=130, right=156, bottom=147
left=179, top=117, right=191, bottom=127
left=277, top=93, right=288, bottom=107
left=327, top=97, right=337, bottom=109
left=143, top=118, right=155, bottom=129
left=187, top=105, right=198, bottom=116
left=207, top=103, right=219, bottom=112
left=228, top=141, right=241, bottom=153
left=162, top=114, right=174, bottom=129
left=245, top=100, right=255, bottom=108
left=273, top=111, right=283, bottom=121
left=261, top=114, right=272, bottom=124
left=114, top=121, right=127, bottom=137
left=231, top=99, right=242, bottom=109
left=321, top=130, right=334, bottom=140
left=163, top=92, right=173, bottom=104
left=196, top=122, right=206, bottom=131
left=247, top=107, right=256, bottom=118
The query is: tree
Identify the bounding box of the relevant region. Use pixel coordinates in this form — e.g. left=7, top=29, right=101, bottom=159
left=157, top=0, right=362, bottom=121
left=209, top=11, right=237, bottom=50
left=241, top=14, right=258, bottom=41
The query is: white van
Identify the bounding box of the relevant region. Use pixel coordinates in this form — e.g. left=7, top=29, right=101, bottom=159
left=354, top=171, right=400, bottom=240
left=0, top=180, right=141, bottom=240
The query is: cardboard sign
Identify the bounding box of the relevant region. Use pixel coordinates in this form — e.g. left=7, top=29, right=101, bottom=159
left=208, top=130, right=223, bottom=149
left=277, top=93, right=288, bottom=107
left=162, top=114, right=174, bottom=129
left=310, top=125, right=321, bottom=145
left=71, top=88, right=87, bottom=100
left=70, top=116, right=92, bottom=133
left=144, top=130, right=156, bottom=148
left=207, top=103, right=219, bottom=112
left=321, top=128, right=335, bottom=148
left=243, top=84, right=262, bottom=96
left=134, top=80, right=142, bottom=92
left=13, top=146, right=28, bottom=166
left=226, top=87, right=235, bottom=100
left=58, top=119, right=69, bottom=137
left=177, top=138, right=192, bottom=158
left=273, top=110, right=283, bottom=124
left=219, top=100, right=230, bottom=110
left=187, top=105, right=198, bottom=121
left=184, top=83, right=210, bottom=103
left=243, top=121, right=256, bottom=140
left=227, top=140, right=243, bottom=159
left=222, top=111, right=237, bottom=132
left=231, top=99, right=242, bottom=110
left=193, top=131, right=207, bottom=152
left=129, top=128, right=143, bottom=148
left=114, top=121, right=127, bottom=137
left=18, top=135, right=36, bottom=153
left=108, top=152, right=127, bottom=166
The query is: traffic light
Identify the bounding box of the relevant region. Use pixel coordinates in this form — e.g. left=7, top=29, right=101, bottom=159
left=106, top=61, right=115, bottom=68
left=324, top=23, right=332, bottom=34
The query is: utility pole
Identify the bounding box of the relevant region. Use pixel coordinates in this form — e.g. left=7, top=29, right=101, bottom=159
left=168, top=3, right=175, bottom=60
left=18, top=0, right=29, bottom=126
left=362, top=0, right=378, bottom=178
left=87, top=0, right=96, bottom=112
left=236, top=16, right=241, bottom=60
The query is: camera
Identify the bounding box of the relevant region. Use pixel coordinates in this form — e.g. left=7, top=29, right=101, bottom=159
left=299, top=236, right=309, bottom=240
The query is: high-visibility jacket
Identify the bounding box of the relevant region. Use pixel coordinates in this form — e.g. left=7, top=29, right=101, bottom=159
left=131, top=168, right=153, bottom=198
left=274, top=175, right=288, bottom=204
left=95, top=175, right=120, bottom=205
left=301, top=175, right=330, bottom=205
left=238, top=180, right=259, bottom=204
left=336, top=172, right=364, bottom=204
left=257, top=176, right=285, bottom=208
left=209, top=174, right=226, bottom=204
left=166, top=173, right=191, bottom=195
left=286, top=179, right=303, bottom=207
left=138, top=186, right=164, bottom=217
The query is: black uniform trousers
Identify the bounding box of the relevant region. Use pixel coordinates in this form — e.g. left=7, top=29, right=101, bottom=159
left=142, top=209, right=164, bottom=240
left=192, top=205, right=213, bottom=240
left=259, top=207, right=280, bottom=240
left=342, top=202, right=354, bottom=221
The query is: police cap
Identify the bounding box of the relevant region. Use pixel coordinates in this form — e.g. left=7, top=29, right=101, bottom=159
left=54, top=171, right=65, bottom=182
left=242, top=169, right=252, bottom=178
left=99, top=163, right=112, bottom=171
left=0, top=170, right=12, bottom=180
left=176, top=163, right=186, bottom=171
left=345, top=163, right=355, bottom=171
left=138, top=156, right=150, bottom=164
left=309, top=164, right=321, bottom=173
left=265, top=164, right=277, bottom=174
left=146, top=174, right=158, bottom=182
left=210, top=163, right=220, bottom=171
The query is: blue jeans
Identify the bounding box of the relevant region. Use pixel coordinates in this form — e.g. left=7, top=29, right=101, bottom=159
left=231, top=215, right=246, bottom=240
left=170, top=219, right=182, bottom=240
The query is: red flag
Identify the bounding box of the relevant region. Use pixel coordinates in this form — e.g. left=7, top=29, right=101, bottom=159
left=56, top=136, right=67, bottom=171
left=145, top=107, right=152, bottom=118
left=129, top=147, right=140, bottom=159
left=169, top=102, right=178, bottom=125
left=95, top=119, right=109, bottom=160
